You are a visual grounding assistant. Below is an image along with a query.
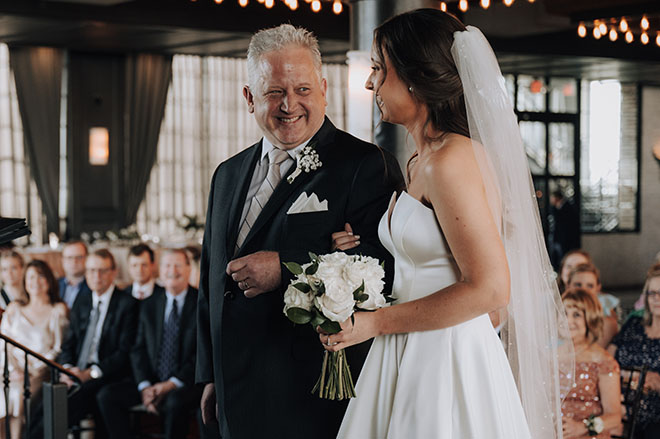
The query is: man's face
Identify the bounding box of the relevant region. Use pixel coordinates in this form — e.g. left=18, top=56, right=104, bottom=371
left=160, top=252, right=191, bottom=296
left=85, top=255, right=116, bottom=294
left=568, top=272, right=600, bottom=297
left=128, top=252, right=154, bottom=285
left=62, top=243, right=87, bottom=279
left=244, top=46, right=327, bottom=150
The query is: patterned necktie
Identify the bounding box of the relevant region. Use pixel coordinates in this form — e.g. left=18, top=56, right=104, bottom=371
left=157, top=298, right=180, bottom=382
left=77, top=303, right=100, bottom=369
left=235, top=148, right=290, bottom=250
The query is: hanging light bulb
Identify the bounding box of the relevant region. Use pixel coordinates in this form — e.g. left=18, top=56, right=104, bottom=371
left=311, top=0, right=321, bottom=12
left=641, top=15, right=650, bottom=31
left=481, top=0, right=490, bottom=9
left=598, top=21, right=607, bottom=34
left=264, top=0, right=274, bottom=7
left=656, top=32, right=660, bottom=47
left=459, top=0, right=468, bottom=12
left=619, top=17, right=628, bottom=32
left=609, top=27, right=618, bottom=41
left=239, top=0, right=248, bottom=6
left=641, top=32, right=650, bottom=45
left=257, top=0, right=264, bottom=3
left=214, top=0, right=223, bottom=3
left=440, top=2, right=447, bottom=12
left=504, top=0, right=514, bottom=6
left=593, top=26, right=602, bottom=39
left=528, top=0, right=535, bottom=3
left=332, top=0, right=342, bottom=14
left=288, top=0, right=298, bottom=9
left=577, top=22, right=587, bottom=38
left=625, top=31, right=634, bottom=43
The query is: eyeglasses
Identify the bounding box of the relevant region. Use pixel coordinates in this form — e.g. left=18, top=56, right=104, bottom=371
left=647, top=290, right=660, bottom=299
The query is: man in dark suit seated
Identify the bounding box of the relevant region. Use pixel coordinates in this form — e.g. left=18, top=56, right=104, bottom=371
left=97, top=248, right=215, bottom=439
left=126, top=242, right=157, bottom=300
left=58, top=240, right=92, bottom=309
left=30, top=248, right=138, bottom=439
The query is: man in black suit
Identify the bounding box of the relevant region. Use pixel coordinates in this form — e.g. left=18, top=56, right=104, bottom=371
left=126, top=242, right=157, bottom=300
left=58, top=240, right=92, bottom=309
left=29, top=249, right=139, bottom=438
left=97, top=249, right=216, bottom=439
left=196, top=24, right=404, bottom=439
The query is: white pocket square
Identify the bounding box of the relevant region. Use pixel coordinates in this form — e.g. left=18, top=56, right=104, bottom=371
left=287, top=192, right=328, bottom=214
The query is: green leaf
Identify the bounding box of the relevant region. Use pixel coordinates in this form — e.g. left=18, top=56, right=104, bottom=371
left=283, top=262, right=303, bottom=276
left=310, top=309, right=326, bottom=328
left=319, top=320, right=342, bottom=334
left=305, top=260, right=319, bottom=275
left=286, top=307, right=312, bottom=324
left=385, top=295, right=396, bottom=303
left=352, top=281, right=365, bottom=301
left=315, top=282, right=326, bottom=297
left=292, top=282, right=311, bottom=293
left=308, top=251, right=319, bottom=261
left=356, top=293, right=369, bottom=303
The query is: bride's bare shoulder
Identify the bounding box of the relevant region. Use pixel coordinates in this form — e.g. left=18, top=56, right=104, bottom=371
left=423, top=133, right=478, bottom=179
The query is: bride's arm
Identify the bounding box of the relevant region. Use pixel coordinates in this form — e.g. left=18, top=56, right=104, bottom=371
left=323, top=137, right=510, bottom=348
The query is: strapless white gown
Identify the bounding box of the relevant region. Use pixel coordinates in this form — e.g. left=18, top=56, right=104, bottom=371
left=338, top=192, right=532, bottom=439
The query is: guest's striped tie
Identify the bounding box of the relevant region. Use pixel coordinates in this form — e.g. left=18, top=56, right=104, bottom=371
left=235, top=148, right=290, bottom=251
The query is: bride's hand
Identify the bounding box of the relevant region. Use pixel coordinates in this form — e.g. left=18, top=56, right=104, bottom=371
left=316, top=311, right=380, bottom=352
left=331, top=223, right=360, bottom=251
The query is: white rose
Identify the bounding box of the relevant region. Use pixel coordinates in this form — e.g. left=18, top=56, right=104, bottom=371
left=345, top=257, right=386, bottom=311
left=315, top=292, right=354, bottom=322
left=283, top=283, right=314, bottom=314
left=592, top=417, right=604, bottom=434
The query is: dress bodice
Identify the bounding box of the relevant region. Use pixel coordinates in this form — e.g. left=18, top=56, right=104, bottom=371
left=378, top=192, right=460, bottom=304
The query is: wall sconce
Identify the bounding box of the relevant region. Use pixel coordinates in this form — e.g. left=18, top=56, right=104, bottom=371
left=346, top=50, right=373, bottom=142
left=89, top=127, right=109, bottom=165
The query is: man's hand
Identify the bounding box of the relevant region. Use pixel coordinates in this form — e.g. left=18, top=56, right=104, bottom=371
left=60, top=368, right=76, bottom=388
left=200, top=383, right=217, bottom=426
left=141, top=386, right=157, bottom=407
left=226, top=251, right=282, bottom=298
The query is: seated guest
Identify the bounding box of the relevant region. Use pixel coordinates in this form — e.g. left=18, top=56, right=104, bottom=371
left=558, top=249, right=592, bottom=293
left=633, top=263, right=660, bottom=315
left=30, top=249, right=138, bottom=439
left=0, top=250, right=27, bottom=310
left=608, top=264, right=660, bottom=439
left=97, top=249, right=215, bottom=439
left=0, top=260, right=68, bottom=439
left=560, top=288, right=621, bottom=439
left=126, top=243, right=157, bottom=300
left=568, top=263, right=619, bottom=347
left=184, top=244, right=201, bottom=289
left=58, top=240, right=92, bottom=309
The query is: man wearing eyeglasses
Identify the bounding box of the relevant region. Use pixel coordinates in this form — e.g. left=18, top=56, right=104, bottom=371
left=30, top=249, right=139, bottom=438
left=58, top=240, right=92, bottom=309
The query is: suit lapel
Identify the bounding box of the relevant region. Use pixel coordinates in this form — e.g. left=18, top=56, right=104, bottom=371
left=226, top=142, right=262, bottom=256
left=237, top=119, right=336, bottom=253
left=100, top=289, right=119, bottom=343
left=154, top=289, right=167, bottom=356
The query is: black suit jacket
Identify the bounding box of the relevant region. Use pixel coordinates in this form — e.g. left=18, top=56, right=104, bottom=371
left=196, top=118, right=404, bottom=439
left=58, top=277, right=92, bottom=309
left=58, top=286, right=138, bottom=381
left=131, top=285, right=198, bottom=386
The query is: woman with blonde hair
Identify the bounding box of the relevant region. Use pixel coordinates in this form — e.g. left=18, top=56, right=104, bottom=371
left=0, top=251, right=27, bottom=310
left=560, top=288, right=621, bottom=438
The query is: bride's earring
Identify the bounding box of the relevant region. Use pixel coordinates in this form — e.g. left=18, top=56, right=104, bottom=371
left=408, top=86, right=413, bottom=93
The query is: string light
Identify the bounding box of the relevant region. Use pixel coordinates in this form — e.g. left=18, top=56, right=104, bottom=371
left=593, top=27, right=602, bottom=39
left=577, top=22, right=586, bottom=38
left=609, top=27, right=618, bottom=42
left=311, top=0, right=321, bottom=12
left=625, top=31, right=634, bottom=43
left=214, top=0, right=223, bottom=3
left=641, top=15, right=650, bottom=30
left=287, top=0, right=298, bottom=9
left=332, top=0, right=342, bottom=14
left=440, top=2, right=447, bottom=12
left=598, top=21, right=607, bottom=34
left=504, top=0, right=514, bottom=6
left=264, top=0, right=274, bottom=7
left=641, top=32, right=649, bottom=45
left=656, top=32, right=660, bottom=47
left=239, top=0, right=248, bottom=6
left=459, top=0, right=468, bottom=12
left=619, top=17, right=628, bottom=32
left=481, top=0, right=490, bottom=9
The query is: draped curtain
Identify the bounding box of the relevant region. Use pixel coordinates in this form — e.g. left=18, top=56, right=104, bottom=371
left=123, top=53, right=173, bottom=226
left=8, top=46, right=62, bottom=235
left=136, top=55, right=348, bottom=241
left=0, top=44, right=43, bottom=245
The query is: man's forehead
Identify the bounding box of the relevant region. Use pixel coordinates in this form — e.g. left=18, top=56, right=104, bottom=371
left=87, top=256, right=112, bottom=267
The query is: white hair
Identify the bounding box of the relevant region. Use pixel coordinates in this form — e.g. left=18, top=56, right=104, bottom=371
left=247, top=24, right=322, bottom=89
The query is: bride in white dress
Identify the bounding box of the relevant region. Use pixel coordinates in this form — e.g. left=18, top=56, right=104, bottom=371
left=323, top=9, right=570, bottom=439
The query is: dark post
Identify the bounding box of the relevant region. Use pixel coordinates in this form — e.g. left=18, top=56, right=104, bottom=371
left=3, top=341, right=10, bottom=439
left=43, top=382, right=68, bottom=439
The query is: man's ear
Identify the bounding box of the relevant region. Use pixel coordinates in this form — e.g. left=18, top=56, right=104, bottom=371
left=243, top=86, right=255, bottom=113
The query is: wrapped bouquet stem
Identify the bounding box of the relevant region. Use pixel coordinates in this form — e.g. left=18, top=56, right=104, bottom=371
left=283, top=252, right=392, bottom=400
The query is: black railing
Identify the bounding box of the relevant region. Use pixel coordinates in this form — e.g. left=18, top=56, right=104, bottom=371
left=0, top=331, right=81, bottom=439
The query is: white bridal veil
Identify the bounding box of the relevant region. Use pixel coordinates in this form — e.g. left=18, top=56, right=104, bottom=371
left=452, top=26, right=573, bottom=439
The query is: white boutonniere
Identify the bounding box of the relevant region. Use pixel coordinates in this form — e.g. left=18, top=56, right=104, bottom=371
left=583, top=415, right=604, bottom=436
left=287, top=142, right=322, bottom=184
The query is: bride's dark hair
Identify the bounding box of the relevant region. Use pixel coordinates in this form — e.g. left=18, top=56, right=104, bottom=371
left=374, top=8, right=470, bottom=142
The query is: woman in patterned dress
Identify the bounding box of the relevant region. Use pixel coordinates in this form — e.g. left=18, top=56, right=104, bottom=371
left=608, top=264, right=660, bottom=439
left=560, top=288, right=622, bottom=438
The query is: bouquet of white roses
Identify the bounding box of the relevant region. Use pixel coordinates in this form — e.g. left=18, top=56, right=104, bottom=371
left=283, top=252, right=392, bottom=400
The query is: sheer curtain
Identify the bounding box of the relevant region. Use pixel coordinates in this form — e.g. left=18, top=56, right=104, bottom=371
left=0, top=44, right=44, bottom=245
left=136, top=55, right=348, bottom=241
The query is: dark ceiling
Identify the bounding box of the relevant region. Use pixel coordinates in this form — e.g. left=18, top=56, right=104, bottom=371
left=1, top=0, right=660, bottom=83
